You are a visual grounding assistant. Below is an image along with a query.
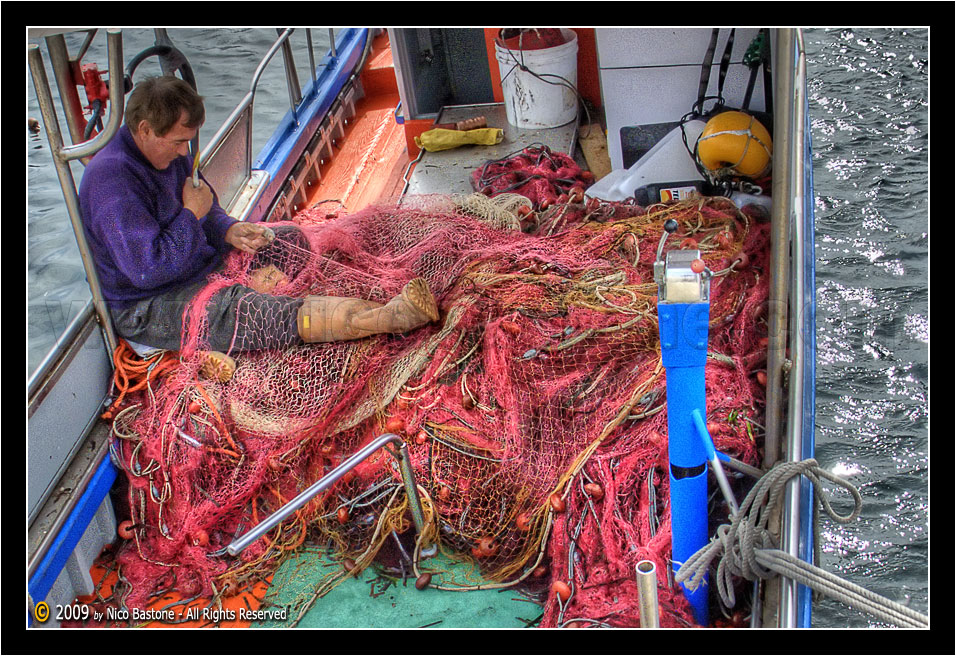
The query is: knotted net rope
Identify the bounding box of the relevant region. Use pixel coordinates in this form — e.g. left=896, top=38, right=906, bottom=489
left=675, top=458, right=928, bottom=628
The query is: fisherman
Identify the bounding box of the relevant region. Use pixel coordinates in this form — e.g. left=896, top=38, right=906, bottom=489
left=79, top=76, right=438, bottom=378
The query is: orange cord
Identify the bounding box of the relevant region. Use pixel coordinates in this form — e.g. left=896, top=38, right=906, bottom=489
left=101, top=341, right=179, bottom=420
left=268, top=486, right=307, bottom=552
left=193, top=382, right=240, bottom=454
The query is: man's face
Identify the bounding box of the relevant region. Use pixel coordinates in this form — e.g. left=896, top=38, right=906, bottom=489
left=134, top=111, right=198, bottom=170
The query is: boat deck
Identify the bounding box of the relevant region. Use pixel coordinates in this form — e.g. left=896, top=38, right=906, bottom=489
left=404, top=103, right=579, bottom=197
left=298, top=30, right=584, bottom=215
left=298, top=31, right=408, bottom=214
left=62, top=32, right=588, bottom=629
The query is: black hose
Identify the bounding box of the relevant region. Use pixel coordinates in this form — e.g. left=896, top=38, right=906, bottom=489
left=123, top=44, right=198, bottom=94
left=84, top=99, right=104, bottom=140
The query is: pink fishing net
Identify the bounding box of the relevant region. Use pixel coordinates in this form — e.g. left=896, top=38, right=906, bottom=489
left=472, top=144, right=596, bottom=212
left=102, top=190, right=769, bottom=628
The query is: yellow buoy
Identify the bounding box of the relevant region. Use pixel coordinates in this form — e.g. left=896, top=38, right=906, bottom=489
left=696, top=111, right=772, bottom=178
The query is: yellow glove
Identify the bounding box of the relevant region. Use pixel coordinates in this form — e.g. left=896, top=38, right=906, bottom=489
left=414, top=127, right=504, bottom=152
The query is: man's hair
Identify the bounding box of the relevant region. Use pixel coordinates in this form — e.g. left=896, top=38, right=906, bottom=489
left=125, top=76, right=205, bottom=136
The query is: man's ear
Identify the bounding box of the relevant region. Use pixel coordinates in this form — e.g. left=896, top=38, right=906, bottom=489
left=136, top=119, right=152, bottom=138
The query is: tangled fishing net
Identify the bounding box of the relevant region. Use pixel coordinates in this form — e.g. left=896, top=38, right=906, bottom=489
left=472, top=143, right=596, bottom=212
left=96, top=188, right=771, bottom=628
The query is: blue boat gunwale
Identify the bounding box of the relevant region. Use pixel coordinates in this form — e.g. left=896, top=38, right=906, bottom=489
left=28, top=457, right=117, bottom=626
left=250, top=27, right=369, bottom=223
left=796, top=62, right=818, bottom=628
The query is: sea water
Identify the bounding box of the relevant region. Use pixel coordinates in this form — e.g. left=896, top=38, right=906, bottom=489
left=26, top=27, right=929, bottom=627
left=804, top=28, right=929, bottom=627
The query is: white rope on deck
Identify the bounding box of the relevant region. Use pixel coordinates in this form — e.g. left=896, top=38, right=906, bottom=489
left=674, top=458, right=928, bottom=628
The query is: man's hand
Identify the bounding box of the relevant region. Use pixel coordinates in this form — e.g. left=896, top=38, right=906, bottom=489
left=225, top=222, right=275, bottom=254
left=182, top=178, right=214, bottom=219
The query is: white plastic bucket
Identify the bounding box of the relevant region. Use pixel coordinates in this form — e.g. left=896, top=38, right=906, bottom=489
left=494, top=29, right=579, bottom=129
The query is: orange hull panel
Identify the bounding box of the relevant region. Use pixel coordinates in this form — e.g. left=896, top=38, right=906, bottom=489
left=303, top=31, right=410, bottom=214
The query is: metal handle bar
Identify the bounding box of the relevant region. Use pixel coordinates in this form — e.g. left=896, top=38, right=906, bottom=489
left=28, top=29, right=124, bottom=356
left=227, top=432, right=430, bottom=556
left=56, top=29, right=126, bottom=162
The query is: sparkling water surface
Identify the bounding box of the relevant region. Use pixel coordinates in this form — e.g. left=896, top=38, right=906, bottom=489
left=804, top=27, right=928, bottom=627
left=26, top=27, right=929, bottom=628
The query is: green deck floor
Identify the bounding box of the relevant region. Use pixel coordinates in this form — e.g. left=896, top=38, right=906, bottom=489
left=253, top=549, right=541, bottom=629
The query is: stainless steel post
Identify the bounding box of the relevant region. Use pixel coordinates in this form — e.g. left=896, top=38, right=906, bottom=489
left=227, top=433, right=430, bottom=556
left=306, top=29, right=316, bottom=82
left=276, top=28, right=302, bottom=116
left=44, top=34, right=87, bottom=148
left=28, top=29, right=125, bottom=357
left=636, top=560, right=660, bottom=628
left=764, top=28, right=795, bottom=469
left=395, top=441, right=426, bottom=534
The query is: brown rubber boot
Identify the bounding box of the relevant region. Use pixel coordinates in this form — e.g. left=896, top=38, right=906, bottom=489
left=298, top=278, right=439, bottom=343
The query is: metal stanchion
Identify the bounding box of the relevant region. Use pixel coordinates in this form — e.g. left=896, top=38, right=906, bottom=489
left=636, top=560, right=660, bottom=628
left=227, top=433, right=432, bottom=557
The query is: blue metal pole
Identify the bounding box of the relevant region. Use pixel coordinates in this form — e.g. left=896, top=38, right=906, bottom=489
left=654, top=227, right=712, bottom=627
left=659, top=299, right=710, bottom=626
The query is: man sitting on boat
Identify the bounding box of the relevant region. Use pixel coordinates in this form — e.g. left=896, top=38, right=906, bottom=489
left=78, top=76, right=439, bottom=379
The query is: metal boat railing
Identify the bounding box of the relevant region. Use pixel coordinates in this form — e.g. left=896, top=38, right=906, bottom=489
left=198, top=28, right=298, bottom=219
left=28, top=29, right=125, bottom=360
left=204, top=28, right=372, bottom=224
left=765, top=30, right=793, bottom=471
left=762, top=27, right=817, bottom=629
left=28, top=27, right=365, bottom=601
left=779, top=27, right=817, bottom=629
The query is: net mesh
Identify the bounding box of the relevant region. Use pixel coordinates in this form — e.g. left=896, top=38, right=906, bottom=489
left=472, top=143, right=596, bottom=211
left=101, top=192, right=769, bottom=627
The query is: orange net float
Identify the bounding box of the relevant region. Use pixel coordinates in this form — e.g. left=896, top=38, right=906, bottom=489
left=696, top=110, right=773, bottom=178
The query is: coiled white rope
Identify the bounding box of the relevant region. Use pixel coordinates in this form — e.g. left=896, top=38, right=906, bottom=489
left=675, top=458, right=928, bottom=628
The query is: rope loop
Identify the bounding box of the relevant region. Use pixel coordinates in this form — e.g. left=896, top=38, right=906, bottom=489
left=671, top=458, right=928, bottom=627
left=675, top=457, right=864, bottom=608
left=102, top=340, right=178, bottom=420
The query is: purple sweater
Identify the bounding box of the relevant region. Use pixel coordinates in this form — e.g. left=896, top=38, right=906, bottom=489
left=78, top=125, right=238, bottom=309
